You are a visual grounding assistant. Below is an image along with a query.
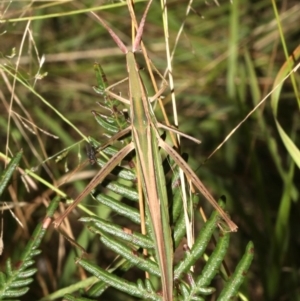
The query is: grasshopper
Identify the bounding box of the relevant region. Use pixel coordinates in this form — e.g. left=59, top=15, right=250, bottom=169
left=54, top=1, right=238, bottom=300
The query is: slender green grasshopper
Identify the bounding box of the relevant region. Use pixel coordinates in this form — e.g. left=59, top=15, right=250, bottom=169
left=54, top=1, right=238, bottom=300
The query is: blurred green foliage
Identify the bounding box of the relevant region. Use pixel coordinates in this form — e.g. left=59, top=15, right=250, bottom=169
left=0, top=0, right=299, bottom=300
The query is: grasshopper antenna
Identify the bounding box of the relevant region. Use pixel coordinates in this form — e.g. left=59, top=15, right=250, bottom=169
left=88, top=11, right=128, bottom=54
left=132, top=0, right=153, bottom=52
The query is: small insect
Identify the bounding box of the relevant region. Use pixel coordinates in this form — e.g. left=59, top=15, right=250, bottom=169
left=86, top=145, right=97, bottom=165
